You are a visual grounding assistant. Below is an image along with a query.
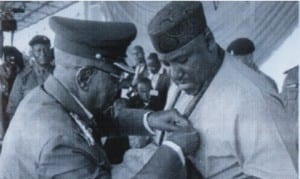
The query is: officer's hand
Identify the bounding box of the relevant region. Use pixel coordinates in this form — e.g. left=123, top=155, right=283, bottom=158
left=147, top=109, right=189, bottom=132
left=167, top=127, right=200, bottom=155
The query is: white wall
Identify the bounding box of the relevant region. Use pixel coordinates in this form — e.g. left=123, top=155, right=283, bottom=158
left=260, top=27, right=299, bottom=92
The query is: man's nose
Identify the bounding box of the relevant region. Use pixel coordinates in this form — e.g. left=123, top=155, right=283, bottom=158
left=41, top=49, right=49, bottom=56
left=171, top=66, right=184, bottom=83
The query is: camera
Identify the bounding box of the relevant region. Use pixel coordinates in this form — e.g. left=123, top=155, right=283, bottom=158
left=0, top=8, right=25, bottom=31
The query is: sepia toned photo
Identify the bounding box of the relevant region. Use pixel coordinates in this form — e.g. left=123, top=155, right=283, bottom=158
left=0, top=1, right=298, bottom=178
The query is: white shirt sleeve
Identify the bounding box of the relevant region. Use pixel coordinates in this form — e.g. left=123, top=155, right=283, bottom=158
left=143, top=111, right=156, bottom=135
left=143, top=112, right=185, bottom=166
left=162, top=140, right=185, bottom=166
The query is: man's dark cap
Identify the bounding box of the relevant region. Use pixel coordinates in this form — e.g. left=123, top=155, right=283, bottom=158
left=227, top=38, right=255, bottom=55
left=148, top=1, right=207, bottom=54
left=133, top=45, right=144, bottom=54
left=147, top=53, right=158, bottom=61
left=3, top=46, right=24, bottom=69
left=29, top=35, right=51, bottom=47
left=49, top=16, right=137, bottom=62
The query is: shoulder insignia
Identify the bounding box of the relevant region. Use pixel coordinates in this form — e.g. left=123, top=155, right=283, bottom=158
left=69, top=112, right=95, bottom=146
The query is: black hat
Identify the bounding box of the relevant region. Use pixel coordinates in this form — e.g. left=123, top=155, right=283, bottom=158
left=49, top=16, right=137, bottom=61
left=29, top=35, right=51, bottom=47
left=227, top=38, right=255, bottom=55
left=147, top=53, right=158, bottom=61
left=148, top=1, right=207, bottom=54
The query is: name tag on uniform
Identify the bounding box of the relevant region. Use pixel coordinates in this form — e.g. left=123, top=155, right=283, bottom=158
left=150, top=89, right=159, bottom=96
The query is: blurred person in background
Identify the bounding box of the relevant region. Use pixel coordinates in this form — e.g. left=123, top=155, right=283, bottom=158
left=131, top=45, right=148, bottom=87
left=0, top=46, right=24, bottom=141
left=227, top=38, right=278, bottom=92
left=146, top=52, right=170, bottom=106
left=6, top=35, right=54, bottom=119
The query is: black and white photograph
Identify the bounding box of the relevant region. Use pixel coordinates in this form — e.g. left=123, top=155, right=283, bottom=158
left=0, top=1, right=298, bottom=178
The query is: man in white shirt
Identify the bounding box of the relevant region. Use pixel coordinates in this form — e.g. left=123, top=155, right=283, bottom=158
left=147, top=2, right=297, bottom=178
left=146, top=52, right=170, bottom=105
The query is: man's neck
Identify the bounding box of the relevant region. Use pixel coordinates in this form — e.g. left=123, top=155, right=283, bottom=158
left=193, top=46, right=224, bottom=96
left=34, top=63, right=52, bottom=71
left=209, top=45, right=225, bottom=80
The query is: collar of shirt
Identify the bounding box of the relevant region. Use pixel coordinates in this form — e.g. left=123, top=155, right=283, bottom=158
left=149, top=67, right=164, bottom=78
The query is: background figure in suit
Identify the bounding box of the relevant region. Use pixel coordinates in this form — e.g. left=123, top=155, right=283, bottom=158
left=129, top=77, right=164, bottom=111
left=146, top=52, right=170, bottom=107
left=131, top=45, right=148, bottom=87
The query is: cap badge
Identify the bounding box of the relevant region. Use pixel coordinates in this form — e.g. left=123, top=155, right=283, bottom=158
left=95, top=53, right=102, bottom=59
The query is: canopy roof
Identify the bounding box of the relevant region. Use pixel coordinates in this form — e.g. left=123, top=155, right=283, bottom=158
left=0, top=1, right=298, bottom=65
left=0, top=1, right=76, bottom=30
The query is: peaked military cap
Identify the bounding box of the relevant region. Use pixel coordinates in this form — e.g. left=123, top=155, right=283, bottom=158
left=227, top=38, right=255, bottom=55
left=147, top=53, right=158, bottom=60
left=49, top=16, right=137, bottom=62
left=148, top=1, right=207, bottom=54
left=29, top=35, right=51, bottom=46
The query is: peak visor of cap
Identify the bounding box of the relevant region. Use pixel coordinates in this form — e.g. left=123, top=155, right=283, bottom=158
left=50, top=16, right=137, bottom=47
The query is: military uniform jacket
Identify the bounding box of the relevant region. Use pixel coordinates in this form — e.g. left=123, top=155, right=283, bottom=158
left=165, top=54, right=298, bottom=179
left=0, top=75, right=185, bottom=179
left=6, top=65, right=53, bottom=119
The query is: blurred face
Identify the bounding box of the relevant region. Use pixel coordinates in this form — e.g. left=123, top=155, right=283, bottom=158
left=4, top=55, right=19, bottom=79
left=146, top=58, right=161, bottom=74
left=31, top=44, right=52, bottom=66
left=164, top=43, right=215, bottom=95
left=89, top=68, right=120, bottom=112
left=137, top=82, right=151, bottom=102
left=132, top=48, right=144, bottom=64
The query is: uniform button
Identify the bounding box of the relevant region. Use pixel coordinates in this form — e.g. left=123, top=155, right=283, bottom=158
left=95, top=53, right=102, bottom=59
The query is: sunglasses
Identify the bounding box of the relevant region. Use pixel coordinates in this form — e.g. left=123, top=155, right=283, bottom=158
left=84, top=65, right=122, bottom=81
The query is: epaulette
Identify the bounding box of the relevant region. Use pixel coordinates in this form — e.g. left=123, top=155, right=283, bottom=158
left=69, top=112, right=95, bottom=146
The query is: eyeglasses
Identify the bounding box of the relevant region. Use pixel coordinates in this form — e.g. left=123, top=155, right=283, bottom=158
left=86, top=66, right=122, bottom=81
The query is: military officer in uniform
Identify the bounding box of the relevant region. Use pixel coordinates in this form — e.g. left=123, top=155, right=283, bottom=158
left=0, top=16, right=200, bottom=179
left=227, top=38, right=278, bottom=92
left=6, top=35, right=54, bottom=119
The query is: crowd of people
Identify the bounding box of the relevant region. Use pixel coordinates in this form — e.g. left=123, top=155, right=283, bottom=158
left=0, top=35, right=54, bottom=140
left=0, top=1, right=298, bottom=179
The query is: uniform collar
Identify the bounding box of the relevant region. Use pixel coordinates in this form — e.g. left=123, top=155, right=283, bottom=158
left=150, top=67, right=164, bottom=76
left=33, top=62, right=53, bottom=74
left=43, top=75, right=95, bottom=126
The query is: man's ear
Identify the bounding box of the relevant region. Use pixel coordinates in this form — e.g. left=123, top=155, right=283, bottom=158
left=204, top=28, right=216, bottom=53
left=76, top=66, right=95, bottom=91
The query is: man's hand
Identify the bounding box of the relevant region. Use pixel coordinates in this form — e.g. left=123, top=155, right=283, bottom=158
left=147, top=109, right=189, bottom=132
left=167, top=127, right=200, bottom=155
